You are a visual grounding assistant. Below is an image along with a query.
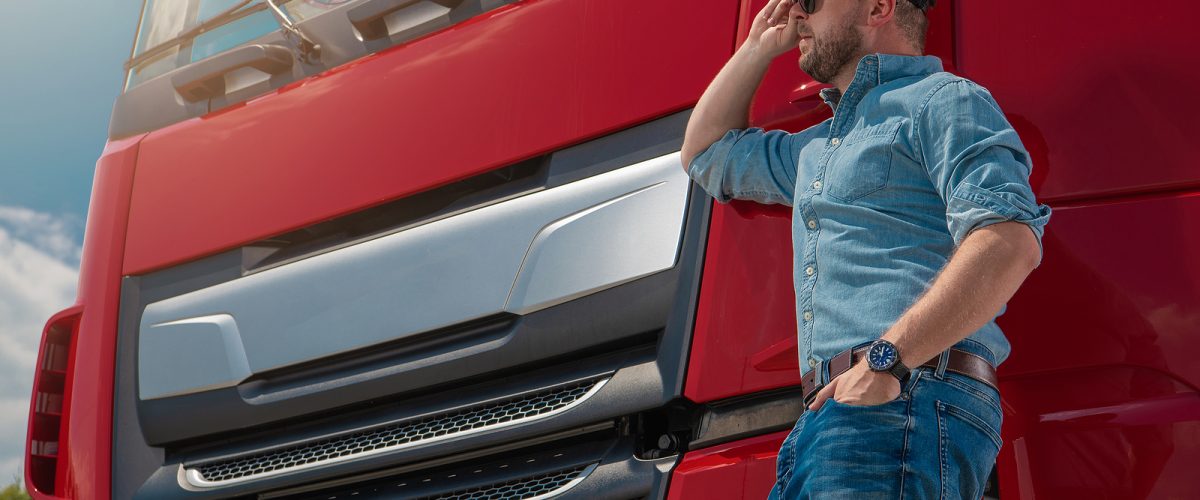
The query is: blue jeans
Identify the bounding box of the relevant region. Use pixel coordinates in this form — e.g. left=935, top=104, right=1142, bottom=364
left=768, top=340, right=1002, bottom=499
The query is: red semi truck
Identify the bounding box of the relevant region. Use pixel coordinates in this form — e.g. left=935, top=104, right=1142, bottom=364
left=24, top=0, right=1200, bottom=498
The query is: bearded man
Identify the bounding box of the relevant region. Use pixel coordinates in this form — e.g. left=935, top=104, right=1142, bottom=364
left=680, top=0, right=1051, bottom=497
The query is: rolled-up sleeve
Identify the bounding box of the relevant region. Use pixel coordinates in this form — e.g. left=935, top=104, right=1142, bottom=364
left=686, top=127, right=800, bottom=206
left=918, top=80, right=1052, bottom=258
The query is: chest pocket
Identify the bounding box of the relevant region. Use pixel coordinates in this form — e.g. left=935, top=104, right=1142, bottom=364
left=825, top=122, right=902, bottom=202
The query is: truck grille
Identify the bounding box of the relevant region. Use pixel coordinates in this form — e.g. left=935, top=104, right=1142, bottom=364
left=188, top=378, right=608, bottom=486
left=424, top=463, right=595, bottom=500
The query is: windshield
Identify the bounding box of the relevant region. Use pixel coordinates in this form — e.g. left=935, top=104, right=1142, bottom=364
left=126, top=0, right=352, bottom=90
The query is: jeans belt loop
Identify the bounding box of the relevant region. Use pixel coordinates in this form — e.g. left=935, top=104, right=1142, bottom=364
left=934, top=349, right=951, bottom=379
left=816, top=359, right=828, bottom=386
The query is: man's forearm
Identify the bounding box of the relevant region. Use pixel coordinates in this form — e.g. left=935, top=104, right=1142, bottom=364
left=881, top=221, right=1042, bottom=368
left=680, top=44, right=773, bottom=170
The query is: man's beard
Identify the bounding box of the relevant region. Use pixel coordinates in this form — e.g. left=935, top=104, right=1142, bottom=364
left=799, top=16, right=862, bottom=84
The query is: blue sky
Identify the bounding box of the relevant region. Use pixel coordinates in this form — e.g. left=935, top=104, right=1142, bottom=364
left=0, top=0, right=140, bottom=483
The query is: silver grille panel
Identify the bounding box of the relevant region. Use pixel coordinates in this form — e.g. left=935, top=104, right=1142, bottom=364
left=185, top=379, right=608, bottom=487
left=140, top=154, right=689, bottom=400
left=425, top=463, right=596, bottom=500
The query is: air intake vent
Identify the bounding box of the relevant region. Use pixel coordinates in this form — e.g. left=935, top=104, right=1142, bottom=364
left=424, top=463, right=596, bottom=500
left=187, top=378, right=608, bottom=486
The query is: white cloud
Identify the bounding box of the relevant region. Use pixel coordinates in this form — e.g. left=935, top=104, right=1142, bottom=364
left=0, top=206, right=80, bottom=487
left=0, top=206, right=82, bottom=264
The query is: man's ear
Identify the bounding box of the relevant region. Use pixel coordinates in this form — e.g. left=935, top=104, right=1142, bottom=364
left=864, top=0, right=898, bottom=28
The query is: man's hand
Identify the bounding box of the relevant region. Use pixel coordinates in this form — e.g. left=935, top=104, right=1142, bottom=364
left=680, top=0, right=800, bottom=169
left=808, top=361, right=902, bottom=411
left=746, top=0, right=800, bottom=61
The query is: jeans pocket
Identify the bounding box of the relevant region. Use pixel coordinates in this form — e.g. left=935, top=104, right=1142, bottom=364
left=824, top=370, right=922, bottom=409
left=774, top=415, right=806, bottom=485
left=826, top=395, right=906, bottom=409
left=936, top=400, right=1003, bottom=500
left=942, top=372, right=1001, bottom=409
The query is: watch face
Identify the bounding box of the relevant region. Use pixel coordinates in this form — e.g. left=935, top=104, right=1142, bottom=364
left=868, top=342, right=898, bottom=370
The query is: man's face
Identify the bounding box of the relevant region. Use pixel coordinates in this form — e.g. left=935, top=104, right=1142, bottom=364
left=791, top=0, right=864, bottom=84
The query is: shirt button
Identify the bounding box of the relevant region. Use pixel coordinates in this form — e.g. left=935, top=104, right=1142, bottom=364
left=803, top=311, right=813, bottom=322
left=812, top=180, right=822, bottom=190
left=808, top=358, right=817, bottom=369
left=807, top=219, right=817, bottom=229
left=805, top=266, right=815, bottom=276
left=830, top=137, right=841, bottom=146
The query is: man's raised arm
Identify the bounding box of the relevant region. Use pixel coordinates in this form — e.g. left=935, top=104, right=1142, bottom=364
left=680, top=0, right=800, bottom=170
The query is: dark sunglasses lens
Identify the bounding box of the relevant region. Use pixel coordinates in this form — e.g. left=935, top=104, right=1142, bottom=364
left=800, top=0, right=816, bottom=14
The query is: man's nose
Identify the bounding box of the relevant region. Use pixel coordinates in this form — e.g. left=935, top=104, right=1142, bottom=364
left=789, top=1, right=808, bottom=20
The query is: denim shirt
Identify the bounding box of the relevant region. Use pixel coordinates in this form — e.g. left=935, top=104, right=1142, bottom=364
left=687, top=54, right=1051, bottom=375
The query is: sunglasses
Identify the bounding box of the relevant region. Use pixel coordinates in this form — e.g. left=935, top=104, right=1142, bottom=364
left=793, top=0, right=818, bottom=14
left=793, top=0, right=932, bottom=15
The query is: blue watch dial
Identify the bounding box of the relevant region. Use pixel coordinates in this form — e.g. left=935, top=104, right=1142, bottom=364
left=868, top=341, right=898, bottom=370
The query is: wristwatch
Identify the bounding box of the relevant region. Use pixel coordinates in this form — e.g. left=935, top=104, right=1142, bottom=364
left=866, top=339, right=910, bottom=382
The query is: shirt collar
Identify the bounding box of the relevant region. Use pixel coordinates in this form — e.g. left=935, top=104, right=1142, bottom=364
left=820, top=53, right=944, bottom=109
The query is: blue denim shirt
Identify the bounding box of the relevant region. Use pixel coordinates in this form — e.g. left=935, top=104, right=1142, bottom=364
left=687, top=54, right=1051, bottom=375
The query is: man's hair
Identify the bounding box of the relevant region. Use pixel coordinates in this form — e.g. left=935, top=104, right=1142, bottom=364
left=894, top=0, right=929, bottom=53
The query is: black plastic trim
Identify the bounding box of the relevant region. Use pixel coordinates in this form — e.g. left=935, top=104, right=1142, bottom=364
left=690, top=387, right=804, bottom=450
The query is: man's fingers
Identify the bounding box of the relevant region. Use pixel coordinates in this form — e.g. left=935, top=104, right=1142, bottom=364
left=807, top=378, right=837, bottom=411
left=768, top=0, right=793, bottom=26
left=775, top=10, right=799, bottom=43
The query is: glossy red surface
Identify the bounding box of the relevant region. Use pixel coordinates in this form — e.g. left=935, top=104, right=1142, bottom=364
left=956, top=1, right=1200, bottom=201
left=685, top=200, right=798, bottom=403
left=25, top=136, right=143, bottom=499
left=998, top=369, right=1200, bottom=499
left=122, top=0, right=739, bottom=276
left=666, top=431, right=786, bottom=500
left=995, top=191, right=1200, bottom=498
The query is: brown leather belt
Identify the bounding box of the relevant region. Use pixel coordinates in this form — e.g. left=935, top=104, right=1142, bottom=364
left=801, top=347, right=998, bottom=405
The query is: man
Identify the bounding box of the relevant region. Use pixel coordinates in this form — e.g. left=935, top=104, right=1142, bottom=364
left=680, top=0, right=1051, bottom=497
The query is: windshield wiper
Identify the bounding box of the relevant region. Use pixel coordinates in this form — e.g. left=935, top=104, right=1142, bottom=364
left=125, top=0, right=263, bottom=71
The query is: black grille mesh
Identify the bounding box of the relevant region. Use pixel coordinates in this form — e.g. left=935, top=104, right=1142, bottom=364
left=192, top=380, right=600, bottom=483
left=423, top=464, right=592, bottom=500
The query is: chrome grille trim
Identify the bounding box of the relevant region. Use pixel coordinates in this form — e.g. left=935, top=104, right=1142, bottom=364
left=183, top=378, right=609, bottom=488
left=423, top=463, right=597, bottom=500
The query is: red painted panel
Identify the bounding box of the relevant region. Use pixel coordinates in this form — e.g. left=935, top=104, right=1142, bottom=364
left=956, top=0, right=1200, bottom=201
left=666, top=431, right=786, bottom=500
left=997, top=369, right=1200, bottom=498
left=994, top=191, right=1200, bottom=497
left=124, top=0, right=740, bottom=275
left=999, top=192, right=1200, bottom=390
left=25, top=136, right=144, bottom=499
left=685, top=200, right=799, bottom=403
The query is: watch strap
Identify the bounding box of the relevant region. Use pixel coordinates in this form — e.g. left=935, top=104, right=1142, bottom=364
left=886, top=361, right=910, bottom=382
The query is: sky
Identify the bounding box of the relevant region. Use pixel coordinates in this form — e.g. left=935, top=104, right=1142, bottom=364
left=0, top=0, right=141, bottom=484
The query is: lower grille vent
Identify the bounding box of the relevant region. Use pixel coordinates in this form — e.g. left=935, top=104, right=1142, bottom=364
left=424, top=463, right=596, bottom=500
left=187, top=378, right=608, bottom=486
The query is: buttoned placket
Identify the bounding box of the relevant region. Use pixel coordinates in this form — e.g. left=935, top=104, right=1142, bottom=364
left=798, top=56, right=882, bottom=374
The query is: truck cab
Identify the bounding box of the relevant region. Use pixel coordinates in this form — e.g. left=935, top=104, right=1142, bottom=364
left=25, top=1, right=1200, bottom=498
